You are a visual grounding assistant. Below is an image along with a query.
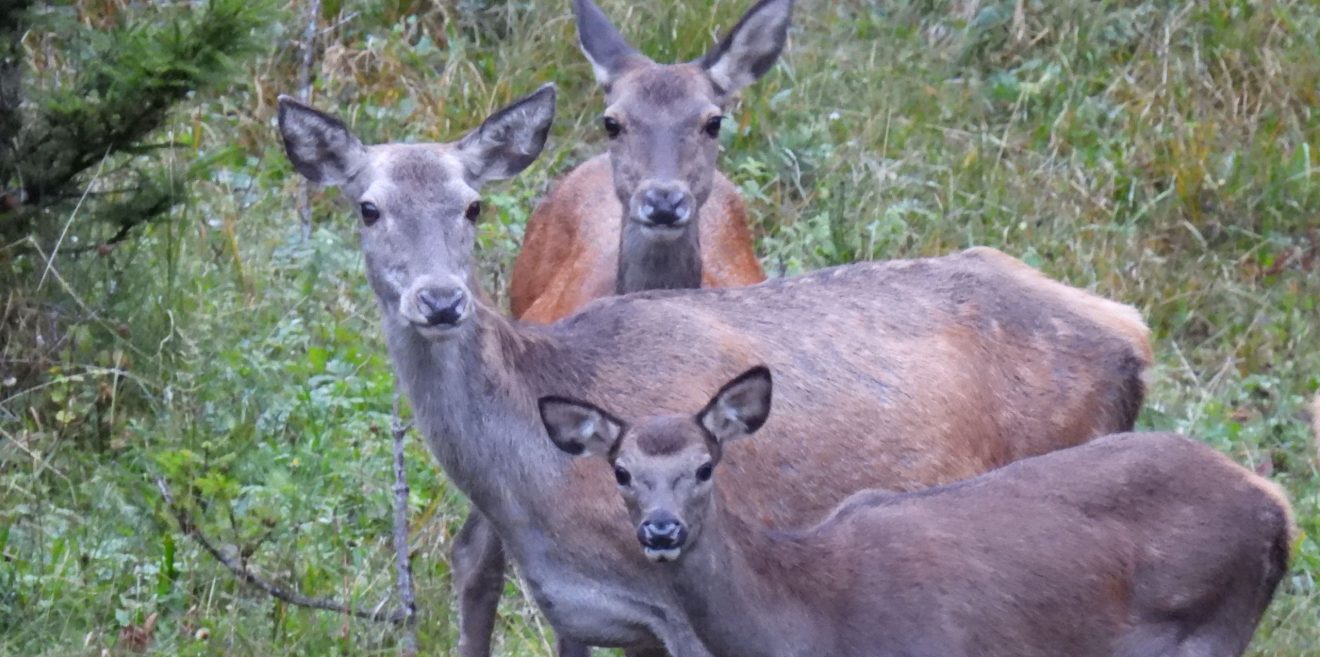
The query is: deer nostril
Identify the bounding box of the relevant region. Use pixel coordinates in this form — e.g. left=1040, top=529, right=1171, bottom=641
left=416, top=288, right=467, bottom=326
left=640, top=187, right=691, bottom=226
left=638, top=517, right=687, bottom=549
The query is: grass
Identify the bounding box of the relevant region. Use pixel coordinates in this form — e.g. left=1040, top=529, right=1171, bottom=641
left=2, top=0, right=1318, bottom=654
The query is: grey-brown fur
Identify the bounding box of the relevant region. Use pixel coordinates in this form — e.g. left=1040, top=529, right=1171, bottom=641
left=544, top=372, right=1293, bottom=657
left=575, top=0, right=791, bottom=294
left=277, top=89, right=1155, bottom=656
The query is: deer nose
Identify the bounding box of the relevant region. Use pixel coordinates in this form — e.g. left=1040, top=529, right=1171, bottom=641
left=639, top=186, right=693, bottom=227
left=638, top=514, right=688, bottom=550
left=415, top=287, right=467, bottom=327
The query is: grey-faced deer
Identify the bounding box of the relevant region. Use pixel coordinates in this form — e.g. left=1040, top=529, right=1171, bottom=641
left=508, top=0, right=780, bottom=323
left=542, top=366, right=1294, bottom=657
left=277, top=88, right=1154, bottom=656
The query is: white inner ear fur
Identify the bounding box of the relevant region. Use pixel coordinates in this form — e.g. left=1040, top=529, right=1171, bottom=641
left=704, top=0, right=791, bottom=95
left=702, top=399, right=745, bottom=443
left=584, top=54, right=615, bottom=88
left=576, top=415, right=598, bottom=443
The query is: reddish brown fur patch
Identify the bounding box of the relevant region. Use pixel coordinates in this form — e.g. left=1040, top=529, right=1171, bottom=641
left=964, top=246, right=1154, bottom=366
left=509, top=155, right=764, bottom=324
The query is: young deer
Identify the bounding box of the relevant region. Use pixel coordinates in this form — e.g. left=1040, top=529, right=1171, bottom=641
left=277, top=88, right=1154, bottom=657
left=542, top=367, right=1294, bottom=657
left=508, top=0, right=781, bottom=323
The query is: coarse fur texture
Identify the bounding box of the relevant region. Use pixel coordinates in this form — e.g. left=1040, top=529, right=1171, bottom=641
left=277, top=92, right=1155, bottom=656
left=543, top=374, right=1294, bottom=657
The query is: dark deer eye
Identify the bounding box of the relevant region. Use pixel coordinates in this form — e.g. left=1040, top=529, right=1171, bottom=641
left=465, top=200, right=482, bottom=222
left=359, top=202, right=381, bottom=226
left=602, top=116, right=622, bottom=139
left=695, top=462, right=714, bottom=482
left=703, top=116, right=723, bottom=138
left=613, top=465, right=632, bottom=486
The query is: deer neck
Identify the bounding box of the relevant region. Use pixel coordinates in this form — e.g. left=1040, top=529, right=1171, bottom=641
left=380, top=292, right=565, bottom=523
left=668, top=494, right=824, bottom=657
left=615, top=212, right=704, bottom=295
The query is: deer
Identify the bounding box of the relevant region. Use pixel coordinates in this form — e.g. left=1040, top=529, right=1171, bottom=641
left=462, top=1, right=784, bottom=652
left=276, top=86, right=1155, bottom=657
left=508, top=0, right=779, bottom=323
left=540, top=366, right=1295, bottom=657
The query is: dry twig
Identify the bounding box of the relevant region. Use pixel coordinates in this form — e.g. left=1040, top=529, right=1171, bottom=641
left=295, top=0, right=322, bottom=238
left=391, top=389, right=419, bottom=656
left=155, top=476, right=408, bottom=625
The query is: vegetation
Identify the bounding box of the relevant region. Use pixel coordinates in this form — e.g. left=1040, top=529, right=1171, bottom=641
left=1, top=0, right=1317, bottom=655
left=0, top=0, right=265, bottom=247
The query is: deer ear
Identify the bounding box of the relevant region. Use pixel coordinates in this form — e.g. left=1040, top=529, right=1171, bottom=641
left=277, top=95, right=368, bottom=185
left=699, top=0, right=792, bottom=97
left=538, top=396, right=626, bottom=458
left=698, top=366, right=772, bottom=444
left=574, top=0, right=650, bottom=87
left=456, top=84, right=556, bottom=186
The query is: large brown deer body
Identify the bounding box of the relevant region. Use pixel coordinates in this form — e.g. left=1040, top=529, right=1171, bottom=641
left=509, top=0, right=773, bottom=324
left=541, top=368, right=1294, bottom=657
left=277, top=87, right=1153, bottom=656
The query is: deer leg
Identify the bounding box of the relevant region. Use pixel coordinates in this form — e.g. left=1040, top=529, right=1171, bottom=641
left=555, top=636, right=592, bottom=657
left=451, top=509, right=507, bottom=657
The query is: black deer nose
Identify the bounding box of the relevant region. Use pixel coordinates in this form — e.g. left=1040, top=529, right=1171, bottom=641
left=639, top=187, right=692, bottom=227
left=638, top=515, right=688, bottom=549
left=416, top=287, right=467, bottom=327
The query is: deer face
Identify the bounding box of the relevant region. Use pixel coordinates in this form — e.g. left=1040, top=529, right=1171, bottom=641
left=539, top=366, right=772, bottom=562
left=277, top=86, right=556, bottom=341
left=573, top=0, right=791, bottom=238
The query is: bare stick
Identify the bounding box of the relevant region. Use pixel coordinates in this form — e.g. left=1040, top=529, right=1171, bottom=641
left=391, top=388, right=419, bottom=656
left=295, top=0, right=322, bottom=238
left=155, top=476, right=407, bottom=625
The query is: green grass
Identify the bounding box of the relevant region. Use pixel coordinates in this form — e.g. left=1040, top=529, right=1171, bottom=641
left=2, top=0, right=1318, bottom=654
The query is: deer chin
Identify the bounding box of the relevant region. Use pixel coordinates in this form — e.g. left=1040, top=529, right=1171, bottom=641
left=637, top=223, right=689, bottom=242
left=411, top=320, right=468, bottom=342
left=643, top=546, right=684, bottom=563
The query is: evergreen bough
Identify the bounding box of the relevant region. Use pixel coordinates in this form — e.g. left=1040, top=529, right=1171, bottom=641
left=0, top=0, right=266, bottom=247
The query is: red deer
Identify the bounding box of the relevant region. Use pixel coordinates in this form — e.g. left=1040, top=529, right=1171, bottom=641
left=508, top=0, right=776, bottom=324
left=540, top=366, right=1294, bottom=657
left=276, top=86, right=1154, bottom=656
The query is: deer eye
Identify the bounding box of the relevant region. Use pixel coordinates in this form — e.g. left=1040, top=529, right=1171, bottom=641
left=613, top=465, right=632, bottom=486
left=465, top=200, right=482, bottom=222
left=695, top=462, right=714, bottom=482
left=359, top=202, right=381, bottom=226
left=703, top=116, right=723, bottom=138
left=602, top=116, right=622, bottom=139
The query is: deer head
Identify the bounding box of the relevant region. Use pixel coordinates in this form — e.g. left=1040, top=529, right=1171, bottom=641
left=539, top=366, right=772, bottom=562
left=277, top=85, right=557, bottom=340
left=575, top=0, right=791, bottom=238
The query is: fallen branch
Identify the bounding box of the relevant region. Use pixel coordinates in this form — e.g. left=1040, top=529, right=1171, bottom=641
left=391, top=389, right=419, bottom=656
left=155, top=475, right=408, bottom=625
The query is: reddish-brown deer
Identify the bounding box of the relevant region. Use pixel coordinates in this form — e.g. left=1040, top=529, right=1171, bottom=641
left=277, top=87, right=1154, bottom=656
left=541, top=366, right=1294, bottom=657
left=508, top=0, right=777, bottom=323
